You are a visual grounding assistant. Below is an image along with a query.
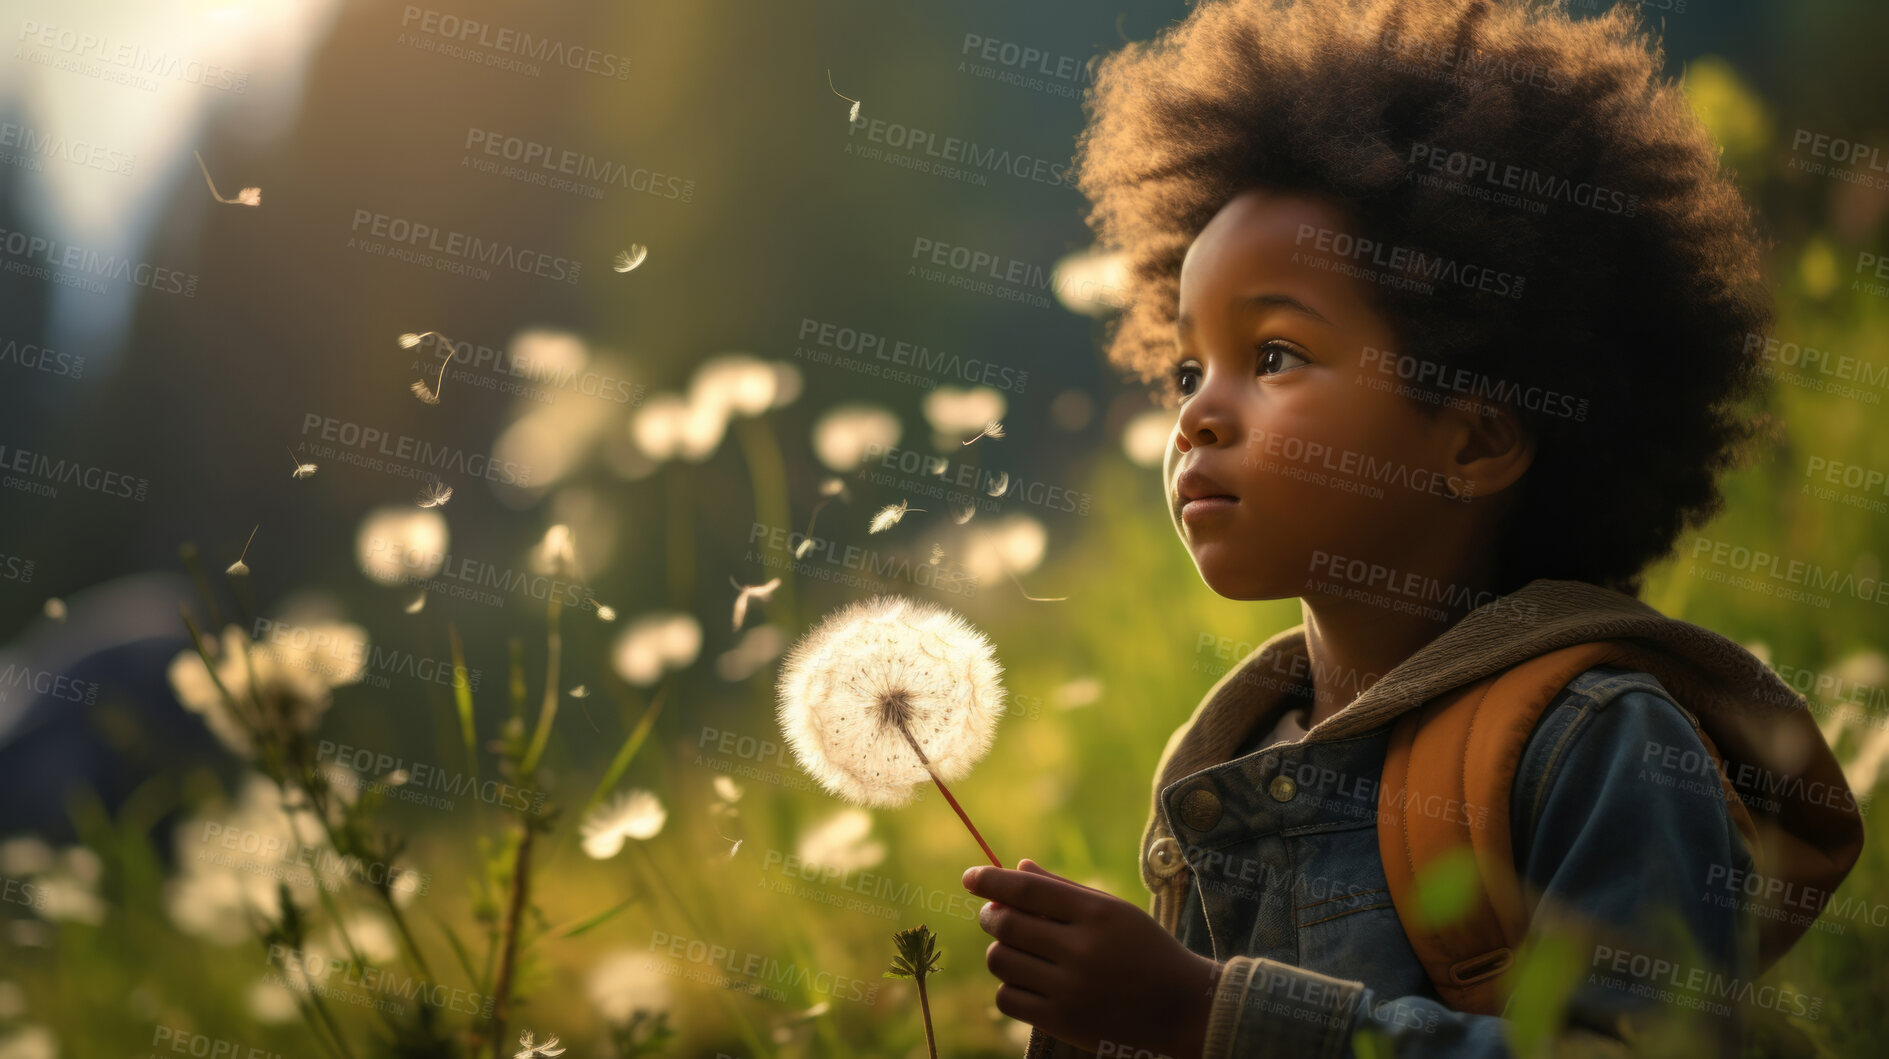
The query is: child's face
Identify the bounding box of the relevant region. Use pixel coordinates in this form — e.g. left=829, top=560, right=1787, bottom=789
left=1162, top=186, right=1490, bottom=601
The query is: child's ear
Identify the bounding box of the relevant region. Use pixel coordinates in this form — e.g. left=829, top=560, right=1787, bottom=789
left=1440, top=398, right=1534, bottom=499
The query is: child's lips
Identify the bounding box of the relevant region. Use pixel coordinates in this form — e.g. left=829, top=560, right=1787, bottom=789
left=1180, top=495, right=1238, bottom=523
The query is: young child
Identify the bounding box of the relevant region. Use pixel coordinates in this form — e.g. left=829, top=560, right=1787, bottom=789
left=960, top=1, right=1866, bottom=1055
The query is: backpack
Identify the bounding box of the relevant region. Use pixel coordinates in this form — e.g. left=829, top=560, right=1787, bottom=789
left=1377, top=639, right=1867, bottom=1014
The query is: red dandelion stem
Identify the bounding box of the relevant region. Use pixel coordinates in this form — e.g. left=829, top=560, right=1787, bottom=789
left=895, top=716, right=1001, bottom=868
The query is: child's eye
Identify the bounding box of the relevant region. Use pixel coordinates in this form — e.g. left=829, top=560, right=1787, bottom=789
left=1258, top=340, right=1309, bottom=376
left=1172, top=359, right=1202, bottom=396
left=1174, top=341, right=1307, bottom=397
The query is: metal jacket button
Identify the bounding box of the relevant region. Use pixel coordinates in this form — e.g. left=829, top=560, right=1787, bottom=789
left=1147, top=835, right=1185, bottom=879
left=1269, top=774, right=1298, bottom=802
left=1179, top=788, right=1223, bottom=831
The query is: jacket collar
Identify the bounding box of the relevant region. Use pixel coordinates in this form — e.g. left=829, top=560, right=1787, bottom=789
left=1138, top=577, right=1816, bottom=893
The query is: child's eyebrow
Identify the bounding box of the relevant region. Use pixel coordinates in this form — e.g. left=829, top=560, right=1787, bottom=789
left=1177, top=292, right=1332, bottom=332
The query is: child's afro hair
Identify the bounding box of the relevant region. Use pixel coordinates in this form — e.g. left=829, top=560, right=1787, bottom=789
left=1075, top=0, right=1774, bottom=598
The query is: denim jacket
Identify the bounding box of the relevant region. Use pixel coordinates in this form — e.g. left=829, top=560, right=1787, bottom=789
left=1023, top=579, right=1860, bottom=1058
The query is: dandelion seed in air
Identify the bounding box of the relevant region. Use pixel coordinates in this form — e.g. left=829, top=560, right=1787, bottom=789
left=401, top=330, right=455, bottom=405
left=869, top=499, right=924, bottom=534
left=984, top=471, right=1009, bottom=498
left=285, top=446, right=317, bottom=480
left=569, top=684, right=589, bottom=699
left=827, top=69, right=861, bottom=123
left=415, top=481, right=454, bottom=508
left=592, top=599, right=618, bottom=623
left=192, top=150, right=260, bottom=207
left=960, top=419, right=1004, bottom=446
left=226, top=524, right=258, bottom=577
left=950, top=503, right=975, bottom=525
left=612, top=245, right=648, bottom=273
left=776, top=595, right=1007, bottom=865
left=730, top=576, right=783, bottom=632
left=515, top=1030, right=566, bottom=1059
left=43, top=598, right=66, bottom=622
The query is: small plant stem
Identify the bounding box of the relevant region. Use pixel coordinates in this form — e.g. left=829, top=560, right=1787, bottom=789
left=894, top=718, right=1001, bottom=868
left=917, top=975, right=939, bottom=1059
left=487, top=820, right=534, bottom=1059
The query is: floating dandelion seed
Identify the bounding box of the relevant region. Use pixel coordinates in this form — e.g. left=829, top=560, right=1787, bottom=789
left=960, top=420, right=1005, bottom=446
left=776, top=596, right=1006, bottom=866
left=285, top=446, right=317, bottom=480
left=581, top=789, right=667, bottom=859
left=730, top=576, right=783, bottom=632
left=401, top=330, right=455, bottom=405
left=950, top=503, right=975, bottom=525
left=869, top=499, right=924, bottom=534
left=984, top=471, right=1010, bottom=498
left=404, top=591, right=427, bottom=614
left=569, top=685, right=589, bottom=699
left=415, top=481, right=454, bottom=508
left=515, top=1030, right=566, bottom=1059
left=594, top=603, right=618, bottom=623
left=612, top=245, right=648, bottom=273
left=192, top=150, right=260, bottom=207
left=827, top=69, right=861, bottom=123
left=923, top=456, right=949, bottom=477
left=43, top=598, right=66, bottom=622
left=226, top=525, right=258, bottom=577
left=798, top=477, right=850, bottom=555
left=715, top=829, right=744, bottom=859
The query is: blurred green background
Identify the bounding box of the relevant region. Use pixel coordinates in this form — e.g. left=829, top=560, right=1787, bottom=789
left=0, top=0, right=1885, bottom=1055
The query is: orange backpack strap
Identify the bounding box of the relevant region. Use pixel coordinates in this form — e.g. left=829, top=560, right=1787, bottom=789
left=1377, top=642, right=1630, bottom=1014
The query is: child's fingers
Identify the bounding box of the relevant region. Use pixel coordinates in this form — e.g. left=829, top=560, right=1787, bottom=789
left=978, top=897, right=1069, bottom=959
left=963, top=866, right=1087, bottom=922
left=1018, top=858, right=1109, bottom=896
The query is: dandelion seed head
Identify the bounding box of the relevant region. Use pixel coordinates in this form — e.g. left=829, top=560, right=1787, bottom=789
left=1122, top=407, right=1177, bottom=468
left=225, top=560, right=249, bottom=577
left=794, top=538, right=815, bottom=559
left=923, top=386, right=1007, bottom=439
left=812, top=404, right=900, bottom=472
left=404, top=591, right=427, bottom=614
left=769, top=361, right=804, bottom=408
left=581, top=789, right=666, bottom=859
left=776, top=596, right=1006, bottom=807
left=951, top=504, right=975, bottom=525
left=409, top=379, right=441, bottom=405
left=1051, top=246, right=1130, bottom=317
left=713, top=776, right=744, bottom=803
left=236, top=187, right=262, bottom=207
left=357, top=507, right=448, bottom=586
left=795, top=807, right=884, bottom=873
left=984, top=470, right=1010, bottom=498
left=588, top=949, right=674, bottom=1025
left=690, top=353, right=777, bottom=419
left=611, top=612, right=701, bottom=686
left=397, top=332, right=425, bottom=350
left=848, top=100, right=861, bottom=123
left=594, top=603, right=617, bottom=623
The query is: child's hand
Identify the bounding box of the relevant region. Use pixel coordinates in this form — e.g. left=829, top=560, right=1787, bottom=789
left=964, top=858, right=1222, bottom=1058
